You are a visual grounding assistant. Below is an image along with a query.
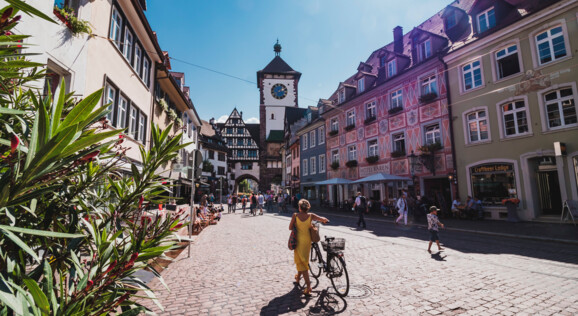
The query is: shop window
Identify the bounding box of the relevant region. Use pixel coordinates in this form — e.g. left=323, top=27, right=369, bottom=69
left=470, top=163, right=516, bottom=206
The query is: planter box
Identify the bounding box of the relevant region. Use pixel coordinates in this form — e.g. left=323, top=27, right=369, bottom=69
left=364, top=116, right=376, bottom=125
left=419, top=92, right=438, bottom=104
left=366, top=155, right=379, bottom=164
left=345, top=160, right=358, bottom=168
left=390, top=150, right=406, bottom=158
left=328, top=130, right=338, bottom=137
left=344, top=124, right=355, bottom=131
left=330, top=162, right=339, bottom=170
left=388, top=107, right=403, bottom=115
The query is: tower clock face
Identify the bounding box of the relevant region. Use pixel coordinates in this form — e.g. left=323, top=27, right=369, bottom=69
left=271, top=83, right=288, bottom=99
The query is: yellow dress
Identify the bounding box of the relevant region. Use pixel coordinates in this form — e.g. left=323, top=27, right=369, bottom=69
left=294, top=214, right=312, bottom=272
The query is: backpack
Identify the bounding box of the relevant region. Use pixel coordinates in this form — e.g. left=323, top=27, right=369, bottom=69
left=357, top=196, right=367, bottom=210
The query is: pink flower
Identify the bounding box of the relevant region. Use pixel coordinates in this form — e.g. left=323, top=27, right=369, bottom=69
left=87, top=280, right=93, bottom=288
left=138, top=195, right=144, bottom=208
left=170, top=223, right=183, bottom=231
left=10, top=134, right=19, bottom=154
left=105, top=260, right=117, bottom=274
left=79, top=150, right=100, bottom=162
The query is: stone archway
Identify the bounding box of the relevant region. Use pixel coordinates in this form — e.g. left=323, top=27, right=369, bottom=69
left=235, top=174, right=260, bottom=195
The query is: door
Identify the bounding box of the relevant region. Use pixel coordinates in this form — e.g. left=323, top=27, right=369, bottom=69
left=537, top=171, right=562, bottom=215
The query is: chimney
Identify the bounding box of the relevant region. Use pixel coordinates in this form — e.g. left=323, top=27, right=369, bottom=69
left=393, top=26, right=403, bottom=54
left=240, top=111, right=243, bottom=118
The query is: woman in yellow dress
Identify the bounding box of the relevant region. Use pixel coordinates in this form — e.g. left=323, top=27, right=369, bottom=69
left=289, top=199, right=329, bottom=295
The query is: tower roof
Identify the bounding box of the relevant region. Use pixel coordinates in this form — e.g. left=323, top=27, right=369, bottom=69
left=257, top=41, right=301, bottom=86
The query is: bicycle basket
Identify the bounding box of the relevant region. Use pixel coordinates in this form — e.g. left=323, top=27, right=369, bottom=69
left=321, top=238, right=345, bottom=252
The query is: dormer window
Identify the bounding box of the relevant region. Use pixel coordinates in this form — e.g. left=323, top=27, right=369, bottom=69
left=338, top=89, right=346, bottom=103
left=307, top=112, right=312, bottom=122
left=446, top=10, right=458, bottom=29
left=380, top=56, right=387, bottom=67
left=387, top=60, right=397, bottom=77
left=358, top=78, right=365, bottom=93
left=418, top=40, right=432, bottom=62
left=477, top=7, right=496, bottom=33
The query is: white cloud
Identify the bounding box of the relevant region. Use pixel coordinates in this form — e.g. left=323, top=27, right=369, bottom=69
left=245, top=117, right=259, bottom=123
left=216, top=115, right=229, bottom=123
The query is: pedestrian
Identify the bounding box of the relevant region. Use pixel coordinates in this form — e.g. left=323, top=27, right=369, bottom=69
left=257, top=192, right=265, bottom=215
left=451, top=197, right=462, bottom=218
left=289, top=199, right=329, bottom=296
left=427, top=206, right=445, bottom=253
left=250, top=192, right=257, bottom=216
left=241, top=195, right=247, bottom=213
left=395, top=192, right=408, bottom=226
left=227, top=195, right=232, bottom=213
left=232, top=194, right=237, bottom=213
left=354, top=192, right=368, bottom=229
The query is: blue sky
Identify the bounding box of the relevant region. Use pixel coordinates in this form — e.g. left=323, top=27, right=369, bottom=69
left=145, top=0, right=453, bottom=123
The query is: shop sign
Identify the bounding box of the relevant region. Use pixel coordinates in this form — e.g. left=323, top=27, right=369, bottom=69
left=471, top=163, right=513, bottom=174
left=359, top=163, right=390, bottom=178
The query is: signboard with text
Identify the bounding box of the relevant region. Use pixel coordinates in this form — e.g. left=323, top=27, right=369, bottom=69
left=359, top=163, right=390, bottom=178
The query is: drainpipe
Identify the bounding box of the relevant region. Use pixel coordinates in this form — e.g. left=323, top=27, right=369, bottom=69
left=440, top=55, right=459, bottom=200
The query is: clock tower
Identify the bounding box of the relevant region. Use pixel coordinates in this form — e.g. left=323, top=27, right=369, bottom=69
left=257, top=40, right=301, bottom=192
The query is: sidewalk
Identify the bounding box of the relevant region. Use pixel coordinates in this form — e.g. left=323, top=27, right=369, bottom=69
left=305, top=205, right=578, bottom=245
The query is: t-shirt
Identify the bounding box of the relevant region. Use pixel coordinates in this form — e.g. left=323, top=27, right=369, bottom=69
left=355, top=196, right=366, bottom=210
left=427, top=213, right=441, bottom=231
left=451, top=200, right=461, bottom=209
left=396, top=198, right=407, bottom=212
left=258, top=195, right=265, bottom=205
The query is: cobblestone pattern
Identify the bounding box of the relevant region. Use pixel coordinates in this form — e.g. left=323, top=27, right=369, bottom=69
left=136, top=210, right=578, bottom=315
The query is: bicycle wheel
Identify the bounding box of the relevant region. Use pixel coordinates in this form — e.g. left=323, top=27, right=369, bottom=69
left=309, top=243, right=322, bottom=278
left=328, top=255, right=349, bottom=297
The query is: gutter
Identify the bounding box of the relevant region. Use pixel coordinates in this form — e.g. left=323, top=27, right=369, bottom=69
left=440, top=54, right=459, bottom=199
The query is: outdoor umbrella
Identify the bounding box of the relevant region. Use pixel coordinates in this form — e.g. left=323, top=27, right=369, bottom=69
left=315, top=178, right=353, bottom=185
left=352, top=173, right=411, bottom=183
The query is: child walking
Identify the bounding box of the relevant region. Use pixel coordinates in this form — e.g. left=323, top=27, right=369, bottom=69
left=427, top=206, right=445, bottom=253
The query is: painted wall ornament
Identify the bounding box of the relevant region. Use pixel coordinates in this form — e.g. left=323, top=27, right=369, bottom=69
left=379, top=119, right=388, bottom=134
left=407, top=109, right=418, bottom=126
left=515, top=70, right=551, bottom=96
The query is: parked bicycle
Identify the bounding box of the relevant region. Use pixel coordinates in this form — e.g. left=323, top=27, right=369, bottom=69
left=309, top=222, right=349, bottom=297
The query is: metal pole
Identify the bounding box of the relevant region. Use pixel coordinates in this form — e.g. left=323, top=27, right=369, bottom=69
left=188, top=151, right=196, bottom=259
left=220, top=177, right=223, bottom=207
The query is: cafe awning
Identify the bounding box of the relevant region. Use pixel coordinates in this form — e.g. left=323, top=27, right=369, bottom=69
left=352, top=173, right=411, bottom=183
left=315, top=178, right=353, bottom=185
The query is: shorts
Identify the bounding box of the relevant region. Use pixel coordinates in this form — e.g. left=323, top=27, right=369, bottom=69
left=429, top=229, right=440, bottom=242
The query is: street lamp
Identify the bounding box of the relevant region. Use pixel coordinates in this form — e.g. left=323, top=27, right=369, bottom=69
left=448, top=170, right=457, bottom=185
left=408, top=151, right=419, bottom=196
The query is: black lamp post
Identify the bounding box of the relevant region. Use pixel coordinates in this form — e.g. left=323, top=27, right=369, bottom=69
left=408, top=151, right=419, bottom=196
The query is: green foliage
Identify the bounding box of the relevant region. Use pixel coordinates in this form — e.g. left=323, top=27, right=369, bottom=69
left=0, top=2, right=189, bottom=314
left=202, top=159, right=214, bottom=172
left=53, top=5, right=92, bottom=36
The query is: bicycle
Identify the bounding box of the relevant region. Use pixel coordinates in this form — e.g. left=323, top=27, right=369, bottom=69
left=309, top=223, right=349, bottom=297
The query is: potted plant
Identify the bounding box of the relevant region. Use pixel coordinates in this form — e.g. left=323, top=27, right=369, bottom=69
left=53, top=5, right=92, bottom=36
left=175, top=117, right=183, bottom=128
left=158, top=98, right=169, bottom=112
left=364, top=116, right=376, bottom=125
left=418, top=142, right=442, bottom=154
left=344, top=124, right=355, bottom=131
left=345, top=159, right=358, bottom=168
left=168, top=109, right=178, bottom=120
left=366, top=155, right=379, bottom=164
left=419, top=92, right=438, bottom=104
left=202, top=160, right=214, bottom=172
left=328, top=129, right=339, bottom=136
left=388, top=107, right=403, bottom=115
left=390, top=150, right=406, bottom=158
left=330, top=161, right=339, bottom=170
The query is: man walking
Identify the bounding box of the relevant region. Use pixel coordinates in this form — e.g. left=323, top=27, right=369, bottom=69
left=257, top=192, right=265, bottom=215
left=231, top=194, right=237, bottom=213
left=354, top=192, right=368, bottom=229
left=395, top=192, right=408, bottom=226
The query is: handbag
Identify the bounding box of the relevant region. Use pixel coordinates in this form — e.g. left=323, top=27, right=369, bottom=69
left=310, top=224, right=320, bottom=243
left=288, top=222, right=297, bottom=250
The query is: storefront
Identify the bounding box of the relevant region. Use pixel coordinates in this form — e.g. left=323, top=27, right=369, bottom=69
left=467, top=161, right=520, bottom=219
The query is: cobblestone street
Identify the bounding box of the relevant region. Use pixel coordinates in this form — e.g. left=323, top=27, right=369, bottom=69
left=138, top=210, right=578, bottom=315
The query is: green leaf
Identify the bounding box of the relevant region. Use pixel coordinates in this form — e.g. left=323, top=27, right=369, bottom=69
left=0, top=278, right=22, bottom=315
left=50, top=78, right=66, bottom=137
left=59, top=130, right=120, bottom=158
left=0, top=227, right=40, bottom=262
left=0, top=225, right=84, bottom=238
left=57, top=89, right=102, bottom=134
left=0, top=107, right=25, bottom=115
left=24, top=106, right=40, bottom=168
left=23, top=277, right=50, bottom=315
left=5, top=0, right=58, bottom=23
left=117, top=307, right=146, bottom=316
left=0, top=60, right=44, bottom=68
left=42, top=261, right=57, bottom=316
left=0, top=138, right=28, bottom=153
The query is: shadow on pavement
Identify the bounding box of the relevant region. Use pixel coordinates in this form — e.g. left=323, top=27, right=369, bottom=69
left=260, top=284, right=311, bottom=316
left=307, top=288, right=347, bottom=315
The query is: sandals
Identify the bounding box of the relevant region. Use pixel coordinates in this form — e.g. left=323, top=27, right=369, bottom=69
left=303, top=288, right=312, bottom=296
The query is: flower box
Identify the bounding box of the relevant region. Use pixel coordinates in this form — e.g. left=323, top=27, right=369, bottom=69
left=344, top=124, right=355, bottom=131
left=345, top=160, right=358, bottom=168
left=419, top=92, right=438, bottom=104
left=53, top=6, right=92, bottom=36
left=366, top=155, right=379, bottom=164
left=330, top=162, right=339, bottom=170
left=418, top=142, right=442, bottom=154
left=364, top=116, right=376, bottom=125
left=328, top=130, right=338, bottom=137
left=388, top=107, right=403, bottom=115
left=390, top=150, right=406, bottom=158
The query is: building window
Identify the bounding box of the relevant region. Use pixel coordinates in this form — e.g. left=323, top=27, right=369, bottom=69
left=387, top=60, right=397, bottom=77
left=271, top=113, right=275, bottom=120
left=208, top=150, right=215, bottom=160
left=142, top=58, right=150, bottom=86
left=116, top=95, right=128, bottom=129
left=332, top=150, right=339, bottom=163
left=302, top=134, right=308, bottom=150
left=421, top=75, right=437, bottom=96
left=138, top=112, right=146, bottom=143
left=462, top=60, right=482, bottom=91
left=217, top=166, right=225, bottom=176
left=123, top=27, right=133, bottom=62
left=502, top=100, right=529, bottom=136
left=109, top=6, right=122, bottom=47
left=310, top=157, right=316, bottom=175
left=227, top=128, right=233, bottom=135
left=318, top=126, right=325, bottom=144
left=477, top=7, right=496, bottom=33
left=544, top=88, right=577, bottom=129
left=348, top=145, right=357, bottom=161
left=248, top=150, right=257, bottom=158
left=470, top=163, right=516, bottom=206
left=366, top=101, right=376, bottom=119
left=338, top=89, right=345, bottom=103
left=445, top=10, right=458, bottom=29
left=105, top=84, right=116, bottom=121
left=418, top=39, right=432, bottom=62
left=536, top=26, right=568, bottom=65
left=495, top=44, right=520, bottom=79
left=241, top=163, right=252, bottom=170
left=346, top=110, right=355, bottom=127
left=358, top=78, right=365, bottom=93
left=319, top=154, right=326, bottom=173
left=424, top=124, right=441, bottom=145
left=218, top=152, right=225, bottom=161
left=367, top=139, right=378, bottom=157
left=237, top=150, right=244, bottom=158
left=390, top=88, right=403, bottom=109
left=129, top=105, right=138, bottom=137
left=302, top=159, right=308, bottom=176
left=467, top=110, right=489, bottom=143
left=392, top=133, right=405, bottom=154
left=309, top=130, right=316, bottom=148
left=330, top=118, right=339, bottom=132
left=133, top=44, right=142, bottom=74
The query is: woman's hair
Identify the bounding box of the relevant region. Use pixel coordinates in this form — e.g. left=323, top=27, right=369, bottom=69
left=298, top=199, right=311, bottom=212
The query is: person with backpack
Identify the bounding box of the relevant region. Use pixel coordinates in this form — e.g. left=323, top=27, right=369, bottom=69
left=241, top=195, right=247, bottom=213
left=395, top=192, right=409, bottom=226
left=354, top=191, right=368, bottom=229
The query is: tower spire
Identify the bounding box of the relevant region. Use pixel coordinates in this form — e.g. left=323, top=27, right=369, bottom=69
left=274, top=39, right=281, bottom=56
